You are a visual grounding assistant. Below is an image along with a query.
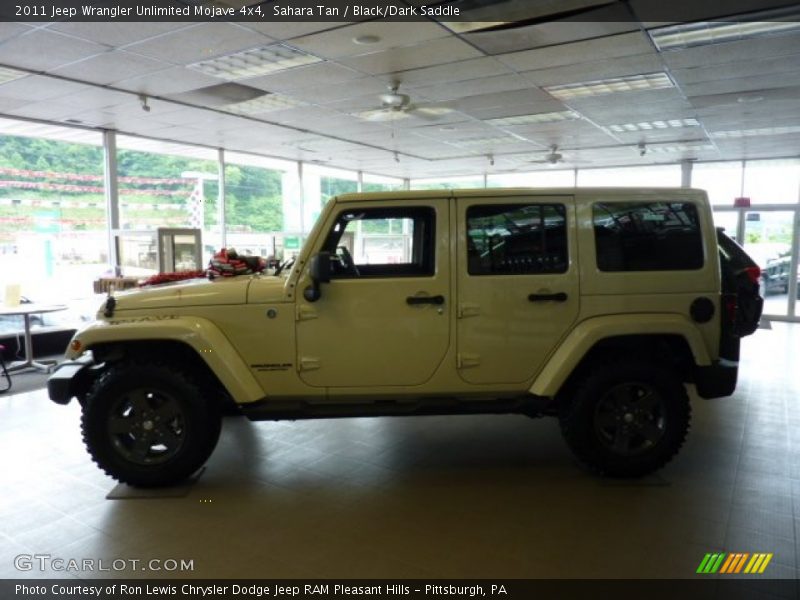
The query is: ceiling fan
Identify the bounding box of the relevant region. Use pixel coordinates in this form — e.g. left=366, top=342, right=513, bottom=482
left=526, top=145, right=592, bottom=167
left=355, top=83, right=454, bottom=122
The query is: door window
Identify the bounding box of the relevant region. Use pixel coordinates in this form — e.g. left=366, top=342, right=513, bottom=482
left=322, top=206, right=435, bottom=278
left=466, top=204, right=568, bottom=275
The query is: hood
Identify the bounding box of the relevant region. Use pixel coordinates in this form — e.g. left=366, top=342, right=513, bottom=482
left=109, top=276, right=252, bottom=312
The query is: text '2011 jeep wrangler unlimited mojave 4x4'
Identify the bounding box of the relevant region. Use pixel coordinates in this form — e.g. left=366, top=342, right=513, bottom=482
left=49, top=188, right=763, bottom=487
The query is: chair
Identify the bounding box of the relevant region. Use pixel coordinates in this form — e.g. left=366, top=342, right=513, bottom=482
left=0, top=344, right=11, bottom=393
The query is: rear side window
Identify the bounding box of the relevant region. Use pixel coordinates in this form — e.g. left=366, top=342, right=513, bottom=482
left=467, top=204, right=568, bottom=275
left=593, top=202, right=704, bottom=272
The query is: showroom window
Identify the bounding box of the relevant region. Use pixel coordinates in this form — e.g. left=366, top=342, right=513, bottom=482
left=487, top=169, right=576, bottom=188
left=466, top=204, right=568, bottom=275
left=411, top=175, right=485, bottom=190
left=742, top=159, right=800, bottom=205
left=577, top=164, right=681, bottom=187
left=322, top=206, right=435, bottom=278
left=0, top=121, right=107, bottom=334
left=593, top=201, right=704, bottom=272
left=224, top=151, right=290, bottom=260
left=692, top=161, right=745, bottom=207
left=116, top=136, right=218, bottom=275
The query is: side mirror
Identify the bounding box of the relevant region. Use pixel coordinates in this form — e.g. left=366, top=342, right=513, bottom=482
left=304, top=252, right=331, bottom=302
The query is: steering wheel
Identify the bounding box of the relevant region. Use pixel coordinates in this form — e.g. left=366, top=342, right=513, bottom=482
left=337, top=246, right=360, bottom=276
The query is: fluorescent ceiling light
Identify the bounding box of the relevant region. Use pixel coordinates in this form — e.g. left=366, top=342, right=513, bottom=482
left=224, top=94, right=306, bottom=115
left=487, top=110, right=581, bottom=127
left=649, top=142, right=715, bottom=153
left=0, top=66, right=28, bottom=85
left=544, top=72, right=674, bottom=100
left=649, top=7, right=800, bottom=50
left=188, top=44, right=321, bottom=81
left=608, top=118, right=699, bottom=132
left=710, top=125, right=800, bottom=138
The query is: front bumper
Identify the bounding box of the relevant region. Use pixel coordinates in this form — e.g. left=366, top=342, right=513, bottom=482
left=47, top=355, right=95, bottom=405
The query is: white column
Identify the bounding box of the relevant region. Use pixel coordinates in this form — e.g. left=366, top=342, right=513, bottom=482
left=681, top=159, right=692, bottom=188
left=217, top=148, right=226, bottom=249
left=102, top=130, right=120, bottom=274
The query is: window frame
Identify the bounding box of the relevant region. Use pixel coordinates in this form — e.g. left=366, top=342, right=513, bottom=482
left=321, top=205, right=436, bottom=279
left=465, top=202, right=569, bottom=277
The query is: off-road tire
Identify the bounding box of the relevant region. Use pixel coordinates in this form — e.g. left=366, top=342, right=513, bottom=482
left=558, top=360, right=690, bottom=477
left=81, top=362, right=221, bottom=487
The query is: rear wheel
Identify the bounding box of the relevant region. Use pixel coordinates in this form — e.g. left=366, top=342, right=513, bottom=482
left=81, top=362, right=221, bottom=487
left=558, top=360, right=690, bottom=477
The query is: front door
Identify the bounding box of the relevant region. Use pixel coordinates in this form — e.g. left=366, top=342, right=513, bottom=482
left=296, top=200, right=450, bottom=388
left=456, top=196, right=579, bottom=384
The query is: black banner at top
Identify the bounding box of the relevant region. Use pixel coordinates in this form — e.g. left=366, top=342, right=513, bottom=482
left=1, top=0, right=799, bottom=23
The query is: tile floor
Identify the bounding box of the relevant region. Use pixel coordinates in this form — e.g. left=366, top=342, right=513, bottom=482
left=1, top=322, right=799, bottom=580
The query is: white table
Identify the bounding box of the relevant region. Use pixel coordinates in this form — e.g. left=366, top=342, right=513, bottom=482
left=0, top=303, right=67, bottom=373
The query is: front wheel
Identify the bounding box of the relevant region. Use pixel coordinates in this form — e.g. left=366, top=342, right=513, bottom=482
left=558, top=360, right=690, bottom=477
left=81, top=362, right=221, bottom=487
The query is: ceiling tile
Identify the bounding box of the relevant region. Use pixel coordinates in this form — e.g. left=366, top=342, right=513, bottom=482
left=672, top=55, right=800, bottom=86
left=125, top=23, right=269, bottom=65
left=0, top=75, right=88, bottom=101
left=50, top=51, right=168, bottom=85
left=410, top=74, right=539, bottom=102
left=660, top=33, right=800, bottom=70
left=339, top=37, right=483, bottom=75
left=497, top=31, right=653, bottom=72
left=683, top=71, right=800, bottom=98
left=243, top=63, right=366, bottom=93
left=0, top=30, right=108, bottom=71
left=47, top=23, right=192, bottom=48
left=520, top=54, right=663, bottom=87
left=0, top=23, right=33, bottom=44
left=239, top=22, right=346, bottom=41
left=113, top=66, right=226, bottom=95
left=290, top=21, right=450, bottom=60
left=393, top=57, right=512, bottom=87
left=467, top=19, right=637, bottom=56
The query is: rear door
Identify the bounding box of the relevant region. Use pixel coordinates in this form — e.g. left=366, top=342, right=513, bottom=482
left=455, top=195, right=579, bottom=384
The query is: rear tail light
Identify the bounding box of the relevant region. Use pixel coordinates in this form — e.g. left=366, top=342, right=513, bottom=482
left=725, top=296, right=738, bottom=324
left=743, top=265, right=761, bottom=284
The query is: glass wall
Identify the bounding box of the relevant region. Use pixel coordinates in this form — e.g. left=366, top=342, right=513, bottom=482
left=743, top=159, right=800, bottom=205
left=576, top=164, right=681, bottom=187
left=224, top=151, right=291, bottom=260
left=116, top=136, right=218, bottom=275
left=487, top=170, right=575, bottom=188
left=692, top=161, right=744, bottom=207
left=0, top=126, right=106, bottom=334
left=363, top=173, right=404, bottom=193
left=411, top=175, right=485, bottom=190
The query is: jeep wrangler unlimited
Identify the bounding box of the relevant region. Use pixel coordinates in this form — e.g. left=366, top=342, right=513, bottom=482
left=49, top=188, right=762, bottom=486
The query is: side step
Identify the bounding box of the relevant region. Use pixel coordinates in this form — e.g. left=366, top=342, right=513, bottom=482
left=239, top=395, right=553, bottom=421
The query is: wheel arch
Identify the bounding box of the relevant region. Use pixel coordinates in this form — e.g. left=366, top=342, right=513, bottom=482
left=530, top=314, right=710, bottom=399
left=70, top=317, right=263, bottom=405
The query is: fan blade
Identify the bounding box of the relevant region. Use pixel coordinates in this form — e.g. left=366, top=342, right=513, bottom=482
left=357, top=109, right=410, bottom=122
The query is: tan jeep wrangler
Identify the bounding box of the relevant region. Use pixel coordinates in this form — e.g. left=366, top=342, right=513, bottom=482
left=49, top=188, right=763, bottom=487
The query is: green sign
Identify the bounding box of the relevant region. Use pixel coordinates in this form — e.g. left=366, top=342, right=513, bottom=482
left=284, top=236, right=301, bottom=250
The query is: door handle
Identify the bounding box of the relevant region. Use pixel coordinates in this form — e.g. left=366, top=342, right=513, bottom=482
left=528, top=292, right=568, bottom=302
left=407, top=295, right=445, bottom=306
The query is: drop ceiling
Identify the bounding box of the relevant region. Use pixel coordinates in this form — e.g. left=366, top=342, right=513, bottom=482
left=0, top=0, right=799, bottom=179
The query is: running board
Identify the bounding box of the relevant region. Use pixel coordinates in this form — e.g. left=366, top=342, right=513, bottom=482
left=239, top=395, right=553, bottom=421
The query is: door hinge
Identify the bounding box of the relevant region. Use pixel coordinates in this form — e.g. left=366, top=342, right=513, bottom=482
left=299, top=357, right=321, bottom=371
left=458, top=303, right=481, bottom=318
left=457, top=353, right=481, bottom=368
left=296, top=305, right=318, bottom=321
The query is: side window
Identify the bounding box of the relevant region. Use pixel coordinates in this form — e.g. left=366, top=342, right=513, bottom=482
left=322, top=206, right=435, bottom=278
left=593, top=202, right=704, bottom=272
left=466, top=204, right=568, bottom=275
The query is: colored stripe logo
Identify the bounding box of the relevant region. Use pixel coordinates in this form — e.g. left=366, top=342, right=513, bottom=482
left=697, top=553, right=773, bottom=574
